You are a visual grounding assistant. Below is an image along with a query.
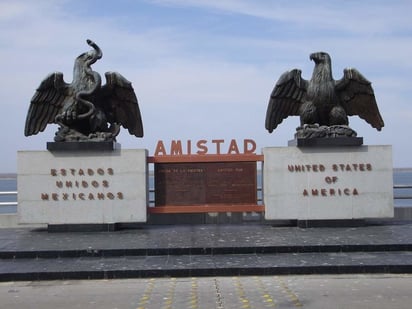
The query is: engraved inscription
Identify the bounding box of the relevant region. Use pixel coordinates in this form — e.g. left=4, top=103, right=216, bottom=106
left=41, top=167, right=123, bottom=202
left=287, top=162, right=373, bottom=197
left=155, top=162, right=257, bottom=206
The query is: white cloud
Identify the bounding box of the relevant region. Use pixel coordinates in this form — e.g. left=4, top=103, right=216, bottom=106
left=150, top=0, right=412, bottom=34
left=0, top=0, right=411, bottom=171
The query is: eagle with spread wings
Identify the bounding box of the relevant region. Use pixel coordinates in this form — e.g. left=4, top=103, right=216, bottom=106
left=265, top=52, right=384, bottom=136
left=24, top=39, right=143, bottom=142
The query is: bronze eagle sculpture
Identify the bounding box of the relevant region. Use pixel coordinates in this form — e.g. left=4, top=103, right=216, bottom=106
left=25, top=39, right=143, bottom=142
left=265, top=52, right=384, bottom=138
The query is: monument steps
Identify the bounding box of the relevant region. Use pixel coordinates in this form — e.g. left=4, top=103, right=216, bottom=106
left=1, top=223, right=412, bottom=281
left=1, top=243, right=412, bottom=259
left=0, top=251, right=412, bottom=281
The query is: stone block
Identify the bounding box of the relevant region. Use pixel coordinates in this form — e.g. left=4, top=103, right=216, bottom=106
left=17, top=149, right=148, bottom=224
left=263, top=145, right=393, bottom=220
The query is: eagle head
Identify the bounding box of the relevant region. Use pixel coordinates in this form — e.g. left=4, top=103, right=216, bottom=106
left=310, top=52, right=331, bottom=65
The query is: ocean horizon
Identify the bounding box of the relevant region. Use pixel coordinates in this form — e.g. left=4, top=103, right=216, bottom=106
left=1, top=168, right=412, bottom=214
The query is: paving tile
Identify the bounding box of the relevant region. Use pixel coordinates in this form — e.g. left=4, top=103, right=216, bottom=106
left=0, top=223, right=411, bottom=254
left=1, top=222, right=412, bottom=281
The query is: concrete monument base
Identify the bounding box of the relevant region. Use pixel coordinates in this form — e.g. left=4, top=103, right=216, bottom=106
left=263, top=145, right=393, bottom=220
left=288, top=137, right=363, bottom=147
left=17, top=148, right=148, bottom=225
left=46, top=141, right=120, bottom=151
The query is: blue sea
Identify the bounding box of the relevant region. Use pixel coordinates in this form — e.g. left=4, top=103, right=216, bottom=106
left=1, top=169, right=412, bottom=214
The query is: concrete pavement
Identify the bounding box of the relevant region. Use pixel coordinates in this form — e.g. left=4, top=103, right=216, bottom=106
left=1, top=274, right=411, bottom=308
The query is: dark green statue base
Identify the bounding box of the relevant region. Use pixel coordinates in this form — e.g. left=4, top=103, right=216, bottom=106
left=288, top=137, right=363, bottom=147
left=47, top=141, right=120, bottom=151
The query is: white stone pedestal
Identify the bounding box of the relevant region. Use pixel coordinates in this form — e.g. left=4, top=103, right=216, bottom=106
left=17, top=149, right=148, bottom=224
left=263, top=145, right=393, bottom=220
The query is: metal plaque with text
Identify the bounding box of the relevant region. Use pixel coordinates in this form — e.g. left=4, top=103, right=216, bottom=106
left=155, top=162, right=257, bottom=206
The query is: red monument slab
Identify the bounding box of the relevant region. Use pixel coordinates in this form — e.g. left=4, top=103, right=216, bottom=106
left=155, top=162, right=257, bottom=206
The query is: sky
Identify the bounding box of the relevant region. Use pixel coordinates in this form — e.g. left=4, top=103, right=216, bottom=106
left=1, top=0, right=411, bottom=172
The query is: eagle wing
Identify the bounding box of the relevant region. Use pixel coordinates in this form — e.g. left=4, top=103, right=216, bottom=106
left=265, top=69, right=307, bottom=133
left=99, top=72, right=143, bottom=137
left=24, top=72, right=70, bottom=136
left=336, top=68, right=384, bottom=131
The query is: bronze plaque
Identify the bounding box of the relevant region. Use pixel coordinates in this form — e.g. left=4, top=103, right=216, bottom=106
left=155, top=162, right=257, bottom=206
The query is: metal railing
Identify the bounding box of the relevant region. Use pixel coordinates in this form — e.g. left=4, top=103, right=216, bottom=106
left=1, top=185, right=411, bottom=209
left=393, top=185, right=412, bottom=199
left=0, top=191, right=18, bottom=207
